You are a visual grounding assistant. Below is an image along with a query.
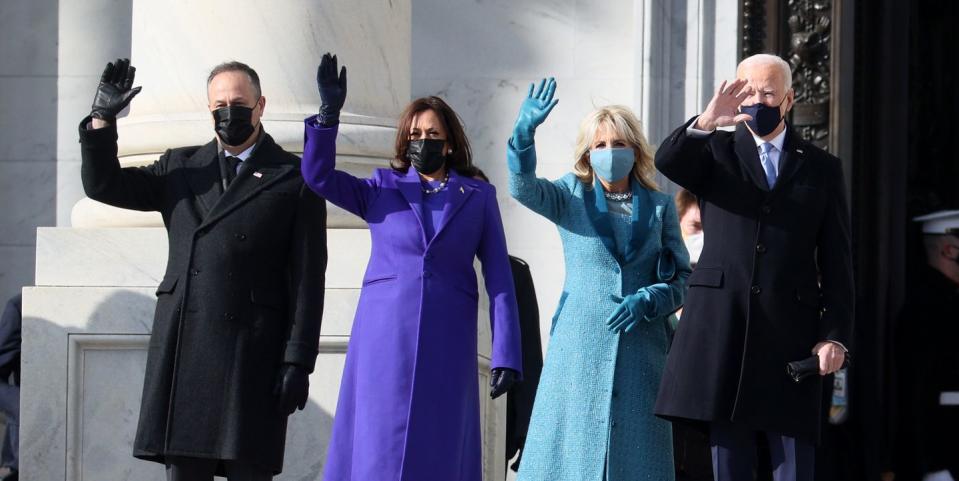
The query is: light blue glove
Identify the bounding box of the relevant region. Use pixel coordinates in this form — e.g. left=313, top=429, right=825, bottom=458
left=511, top=77, right=559, bottom=150
left=605, top=291, right=653, bottom=333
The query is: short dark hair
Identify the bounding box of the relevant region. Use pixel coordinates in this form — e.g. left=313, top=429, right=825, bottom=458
left=207, top=61, right=262, bottom=98
left=391, top=96, right=478, bottom=178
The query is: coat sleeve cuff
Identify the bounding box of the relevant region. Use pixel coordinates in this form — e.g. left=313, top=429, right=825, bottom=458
left=78, top=115, right=118, bottom=143
left=304, top=114, right=339, bottom=133
left=283, top=341, right=319, bottom=372
left=506, top=138, right=537, bottom=174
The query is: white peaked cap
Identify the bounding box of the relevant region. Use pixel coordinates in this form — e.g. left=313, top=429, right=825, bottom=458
left=913, top=210, right=959, bottom=234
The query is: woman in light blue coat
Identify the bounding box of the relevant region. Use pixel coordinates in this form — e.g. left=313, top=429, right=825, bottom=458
left=509, top=78, right=690, bottom=481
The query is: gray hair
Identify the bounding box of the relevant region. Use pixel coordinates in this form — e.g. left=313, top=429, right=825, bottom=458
left=738, top=54, right=793, bottom=91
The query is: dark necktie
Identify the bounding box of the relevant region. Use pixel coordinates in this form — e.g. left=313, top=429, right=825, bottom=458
left=224, top=156, right=242, bottom=186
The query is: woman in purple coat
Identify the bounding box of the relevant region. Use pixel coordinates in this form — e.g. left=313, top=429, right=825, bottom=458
left=302, top=54, right=523, bottom=481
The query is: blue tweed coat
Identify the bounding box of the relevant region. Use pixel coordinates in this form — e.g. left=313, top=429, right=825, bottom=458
left=508, top=142, right=690, bottom=481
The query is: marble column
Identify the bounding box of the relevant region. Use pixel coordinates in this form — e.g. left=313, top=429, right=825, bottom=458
left=56, top=0, right=134, bottom=226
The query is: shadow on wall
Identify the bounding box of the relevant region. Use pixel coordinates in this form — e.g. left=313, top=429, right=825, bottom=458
left=22, top=289, right=335, bottom=481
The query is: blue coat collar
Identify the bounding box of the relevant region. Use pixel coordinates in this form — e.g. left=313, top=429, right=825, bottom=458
left=583, top=176, right=656, bottom=264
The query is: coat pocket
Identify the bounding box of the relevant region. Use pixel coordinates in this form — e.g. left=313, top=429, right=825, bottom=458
left=687, top=267, right=723, bottom=288
left=155, top=275, right=179, bottom=296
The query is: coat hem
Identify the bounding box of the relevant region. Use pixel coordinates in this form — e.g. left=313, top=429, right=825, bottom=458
left=133, top=448, right=282, bottom=475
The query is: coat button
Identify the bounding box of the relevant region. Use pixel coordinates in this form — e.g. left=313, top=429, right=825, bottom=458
left=761, top=204, right=772, bottom=214
left=192, top=269, right=200, bottom=277
left=751, top=285, right=762, bottom=295
left=756, top=243, right=767, bottom=254
left=235, top=233, right=247, bottom=241
left=611, top=390, right=618, bottom=398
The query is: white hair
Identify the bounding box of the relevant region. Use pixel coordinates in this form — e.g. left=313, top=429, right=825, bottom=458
left=738, top=54, right=793, bottom=91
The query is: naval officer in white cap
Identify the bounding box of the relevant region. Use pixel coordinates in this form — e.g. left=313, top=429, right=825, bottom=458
left=892, top=210, right=959, bottom=481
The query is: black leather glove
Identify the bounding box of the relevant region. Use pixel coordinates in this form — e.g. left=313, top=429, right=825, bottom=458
left=90, top=58, right=142, bottom=122
left=274, top=364, right=310, bottom=415
left=489, top=368, right=519, bottom=399
left=316, top=52, right=347, bottom=126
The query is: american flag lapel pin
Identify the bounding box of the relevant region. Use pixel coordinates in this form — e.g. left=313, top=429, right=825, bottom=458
left=253, top=171, right=263, bottom=178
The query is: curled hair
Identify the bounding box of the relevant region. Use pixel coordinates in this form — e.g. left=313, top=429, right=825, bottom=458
left=391, top=96, right=477, bottom=177
left=571, top=105, right=658, bottom=191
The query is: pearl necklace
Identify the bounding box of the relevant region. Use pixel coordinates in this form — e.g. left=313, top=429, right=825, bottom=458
left=604, top=190, right=632, bottom=202
left=421, top=173, right=450, bottom=194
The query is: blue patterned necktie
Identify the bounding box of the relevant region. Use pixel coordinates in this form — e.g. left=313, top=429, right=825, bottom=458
left=759, top=142, right=778, bottom=189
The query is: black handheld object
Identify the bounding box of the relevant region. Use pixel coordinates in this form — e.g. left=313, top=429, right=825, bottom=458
left=787, top=353, right=851, bottom=383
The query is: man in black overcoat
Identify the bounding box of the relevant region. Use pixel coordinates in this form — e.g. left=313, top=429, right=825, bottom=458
left=892, top=211, right=959, bottom=481
left=653, top=54, right=854, bottom=481
left=79, top=59, right=327, bottom=480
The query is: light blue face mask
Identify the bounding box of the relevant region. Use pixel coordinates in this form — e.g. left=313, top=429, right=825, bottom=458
left=589, top=147, right=634, bottom=182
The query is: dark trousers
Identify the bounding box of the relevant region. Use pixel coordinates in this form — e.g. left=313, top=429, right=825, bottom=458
left=165, top=456, right=272, bottom=481
left=710, top=422, right=814, bottom=481
left=0, top=381, right=18, bottom=471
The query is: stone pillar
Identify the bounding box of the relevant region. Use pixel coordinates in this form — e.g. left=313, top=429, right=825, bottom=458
left=634, top=0, right=739, bottom=192
left=55, top=0, right=133, bottom=226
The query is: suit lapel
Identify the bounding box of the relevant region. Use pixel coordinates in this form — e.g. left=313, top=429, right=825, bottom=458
left=584, top=176, right=621, bottom=263
left=431, top=172, right=475, bottom=245
left=624, top=182, right=655, bottom=264
left=184, top=140, right=223, bottom=216
left=734, top=124, right=770, bottom=192
left=395, top=168, right=428, bottom=247
left=197, top=135, right=294, bottom=231
left=771, top=126, right=806, bottom=190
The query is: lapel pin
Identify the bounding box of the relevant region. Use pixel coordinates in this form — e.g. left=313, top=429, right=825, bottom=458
left=253, top=171, right=263, bottom=178
left=796, top=149, right=804, bottom=154
left=460, top=186, right=465, bottom=193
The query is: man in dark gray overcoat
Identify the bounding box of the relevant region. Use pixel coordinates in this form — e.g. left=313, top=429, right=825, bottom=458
left=79, top=58, right=327, bottom=481
left=654, top=54, right=854, bottom=481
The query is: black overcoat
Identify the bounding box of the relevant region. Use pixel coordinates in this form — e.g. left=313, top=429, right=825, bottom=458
left=653, top=119, right=854, bottom=441
left=505, top=255, right=543, bottom=470
left=79, top=119, right=327, bottom=473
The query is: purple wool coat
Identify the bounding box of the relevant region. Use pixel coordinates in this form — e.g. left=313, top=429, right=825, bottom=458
left=302, top=118, right=523, bottom=481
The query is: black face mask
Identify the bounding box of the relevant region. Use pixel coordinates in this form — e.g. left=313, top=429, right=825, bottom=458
left=407, top=139, right=447, bottom=175
left=213, top=105, right=256, bottom=146
left=740, top=96, right=787, bottom=137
